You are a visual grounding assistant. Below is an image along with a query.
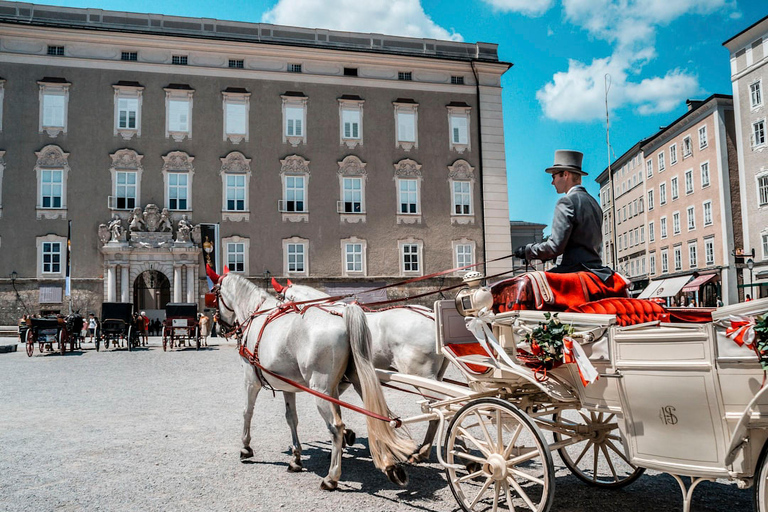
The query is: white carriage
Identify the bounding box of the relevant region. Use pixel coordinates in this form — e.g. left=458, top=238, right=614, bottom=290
left=378, top=293, right=768, bottom=512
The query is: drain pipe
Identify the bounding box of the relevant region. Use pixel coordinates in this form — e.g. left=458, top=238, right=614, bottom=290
left=470, top=60, right=487, bottom=268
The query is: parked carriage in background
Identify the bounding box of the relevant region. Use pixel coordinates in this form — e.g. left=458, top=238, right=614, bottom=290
left=24, top=313, right=83, bottom=357
left=99, top=302, right=139, bottom=351
left=162, top=303, right=200, bottom=351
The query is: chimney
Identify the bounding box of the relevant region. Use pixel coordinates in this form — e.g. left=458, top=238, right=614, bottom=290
left=686, top=99, right=704, bottom=112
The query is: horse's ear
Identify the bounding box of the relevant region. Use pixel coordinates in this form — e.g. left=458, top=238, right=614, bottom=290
left=205, top=264, right=221, bottom=286
left=271, top=277, right=284, bottom=293
left=287, top=279, right=294, bottom=287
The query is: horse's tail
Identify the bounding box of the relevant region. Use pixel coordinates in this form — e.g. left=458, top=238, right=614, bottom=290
left=344, top=304, right=416, bottom=470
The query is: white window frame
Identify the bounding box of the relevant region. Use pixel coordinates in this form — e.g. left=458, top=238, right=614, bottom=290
left=660, top=182, right=667, bottom=204
left=113, top=83, right=143, bottom=140
left=339, top=97, right=364, bottom=148
left=660, top=216, right=668, bottom=239
left=222, top=90, right=251, bottom=144
left=220, top=151, right=251, bottom=222
left=684, top=169, right=694, bottom=195
left=394, top=159, right=423, bottom=225
left=649, top=221, right=655, bottom=242
left=661, top=249, right=669, bottom=274
left=36, top=234, right=66, bottom=279
left=669, top=143, right=677, bottom=165
left=394, top=100, right=418, bottom=151
left=282, top=93, right=308, bottom=147
left=674, top=245, right=682, bottom=271
left=164, top=86, right=194, bottom=142
left=282, top=175, right=307, bottom=214
left=161, top=151, right=194, bottom=212
left=701, top=161, right=711, bottom=187
left=649, top=253, right=656, bottom=275
left=687, top=205, right=695, bottom=231
left=108, top=149, right=143, bottom=211
left=750, top=80, right=763, bottom=109
left=447, top=104, right=471, bottom=153
left=762, top=231, right=768, bottom=260
left=283, top=237, right=308, bottom=276
left=703, top=200, right=713, bottom=226
left=336, top=155, right=367, bottom=223
left=647, top=189, right=654, bottom=210
left=671, top=176, right=679, bottom=200
left=34, top=145, right=69, bottom=220
left=398, top=238, right=423, bottom=276
left=698, top=125, right=708, bottom=149
left=682, top=135, right=693, bottom=158
left=752, top=119, right=766, bottom=148
left=448, top=159, right=475, bottom=225
left=223, top=236, right=250, bottom=275
left=38, top=79, right=70, bottom=138
left=705, top=238, right=715, bottom=266
left=757, top=171, right=768, bottom=207
left=452, top=239, right=476, bottom=275
left=658, top=152, right=665, bottom=172
left=672, top=211, right=680, bottom=235
left=279, top=155, right=310, bottom=223
left=689, top=242, right=698, bottom=268
left=646, top=159, right=653, bottom=178
left=341, top=237, right=367, bottom=277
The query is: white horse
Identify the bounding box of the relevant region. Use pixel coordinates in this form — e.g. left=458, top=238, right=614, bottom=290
left=212, top=270, right=415, bottom=490
left=273, top=279, right=449, bottom=462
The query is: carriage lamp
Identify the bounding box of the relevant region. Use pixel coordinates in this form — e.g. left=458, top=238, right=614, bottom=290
left=454, top=271, right=493, bottom=317
left=203, top=237, right=213, bottom=266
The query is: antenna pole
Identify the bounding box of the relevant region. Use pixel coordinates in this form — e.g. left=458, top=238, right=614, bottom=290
left=605, top=74, right=618, bottom=270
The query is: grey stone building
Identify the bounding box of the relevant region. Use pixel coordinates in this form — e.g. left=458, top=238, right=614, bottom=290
left=724, top=15, right=768, bottom=299
left=0, top=2, right=513, bottom=322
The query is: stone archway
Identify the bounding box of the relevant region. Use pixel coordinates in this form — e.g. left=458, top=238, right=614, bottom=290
left=133, top=270, right=171, bottom=311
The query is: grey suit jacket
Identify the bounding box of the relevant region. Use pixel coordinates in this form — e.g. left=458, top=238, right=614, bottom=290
left=525, top=185, right=610, bottom=277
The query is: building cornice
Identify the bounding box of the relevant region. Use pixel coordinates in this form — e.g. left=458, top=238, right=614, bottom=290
left=640, top=95, right=732, bottom=153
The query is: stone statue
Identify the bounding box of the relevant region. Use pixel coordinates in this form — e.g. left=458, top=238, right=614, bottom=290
left=98, top=223, right=110, bottom=245
left=107, top=214, right=123, bottom=242
left=191, top=224, right=202, bottom=245
left=158, top=208, right=173, bottom=232
left=128, top=207, right=147, bottom=232
left=176, top=214, right=192, bottom=243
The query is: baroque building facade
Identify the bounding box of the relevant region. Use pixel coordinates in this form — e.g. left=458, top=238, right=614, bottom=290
left=0, top=2, right=513, bottom=322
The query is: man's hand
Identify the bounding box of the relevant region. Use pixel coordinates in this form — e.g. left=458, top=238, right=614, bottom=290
left=514, top=245, right=527, bottom=260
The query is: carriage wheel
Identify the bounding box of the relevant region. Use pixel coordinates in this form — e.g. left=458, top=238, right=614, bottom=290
left=754, top=441, right=768, bottom=511
left=95, top=336, right=100, bottom=352
left=104, top=337, right=110, bottom=350
left=39, top=341, right=45, bottom=353
left=552, top=409, right=644, bottom=488
left=162, top=336, right=167, bottom=352
left=26, top=329, right=35, bottom=357
left=444, top=398, right=555, bottom=512
left=127, top=327, right=133, bottom=352
left=195, top=327, right=200, bottom=350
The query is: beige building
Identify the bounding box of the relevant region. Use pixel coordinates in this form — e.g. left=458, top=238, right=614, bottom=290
left=0, top=2, right=513, bottom=322
left=641, top=96, right=741, bottom=305
left=724, top=15, right=768, bottom=299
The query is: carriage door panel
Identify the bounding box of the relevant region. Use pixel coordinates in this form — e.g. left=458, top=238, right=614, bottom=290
left=613, top=324, right=729, bottom=477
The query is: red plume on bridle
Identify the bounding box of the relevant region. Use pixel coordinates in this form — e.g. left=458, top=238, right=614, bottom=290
left=271, top=277, right=284, bottom=293
left=206, top=264, right=221, bottom=288
left=287, top=279, right=294, bottom=287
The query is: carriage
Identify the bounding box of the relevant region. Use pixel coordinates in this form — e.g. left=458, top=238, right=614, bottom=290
left=100, top=302, right=139, bottom=351
left=162, top=303, right=200, bottom=351
left=24, top=313, right=83, bottom=356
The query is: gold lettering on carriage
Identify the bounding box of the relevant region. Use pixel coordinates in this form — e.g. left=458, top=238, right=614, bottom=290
left=659, top=405, right=678, bottom=425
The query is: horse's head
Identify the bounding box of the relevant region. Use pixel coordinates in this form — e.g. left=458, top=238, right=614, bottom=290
left=217, top=272, right=275, bottom=328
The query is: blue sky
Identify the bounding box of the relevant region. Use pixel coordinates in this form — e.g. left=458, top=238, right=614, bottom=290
left=33, top=0, right=767, bottom=231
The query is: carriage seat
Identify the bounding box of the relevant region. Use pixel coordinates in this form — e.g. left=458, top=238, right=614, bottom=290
left=566, top=298, right=713, bottom=326
left=443, top=343, right=493, bottom=375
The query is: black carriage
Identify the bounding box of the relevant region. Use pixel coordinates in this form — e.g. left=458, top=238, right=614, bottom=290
left=162, top=303, right=200, bottom=351
left=24, top=314, right=82, bottom=357
left=100, top=302, right=139, bottom=351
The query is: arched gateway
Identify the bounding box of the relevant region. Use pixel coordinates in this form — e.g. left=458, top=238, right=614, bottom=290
left=98, top=203, right=202, bottom=309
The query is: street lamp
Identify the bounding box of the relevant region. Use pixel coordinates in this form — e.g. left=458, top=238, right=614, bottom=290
left=748, top=258, right=755, bottom=299
left=202, top=237, right=213, bottom=266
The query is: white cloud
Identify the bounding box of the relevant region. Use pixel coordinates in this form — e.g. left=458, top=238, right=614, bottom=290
left=483, top=0, right=554, bottom=16
left=538, top=0, right=732, bottom=122
left=262, top=0, right=462, bottom=41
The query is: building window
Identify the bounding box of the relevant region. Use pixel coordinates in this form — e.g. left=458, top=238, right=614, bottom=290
left=448, top=104, right=471, bottom=153
left=394, top=159, right=423, bottom=224
left=647, top=189, right=654, bottom=210
left=671, top=176, right=679, bottom=200
left=659, top=182, right=667, bottom=204
left=398, top=71, right=412, bottom=81
left=121, top=51, right=138, bottom=61
left=658, top=152, right=665, bottom=171
left=114, top=171, right=137, bottom=210
left=226, top=242, right=245, bottom=272
left=674, top=246, right=682, bottom=271
left=394, top=100, right=418, bottom=151
left=282, top=93, right=308, bottom=146
left=453, top=181, right=472, bottom=215
left=162, top=151, right=194, bottom=212
left=339, top=96, right=364, bottom=148
left=41, top=169, right=63, bottom=208
left=689, top=242, right=698, bottom=268
left=685, top=169, right=694, bottom=194
left=38, top=79, right=70, bottom=137
left=343, top=241, right=364, bottom=275
left=701, top=162, right=710, bottom=187
left=649, top=253, right=656, bottom=275
left=336, top=155, right=367, bottom=221
left=646, top=159, right=653, bottom=178
left=399, top=179, right=418, bottom=214
left=225, top=174, right=246, bottom=211
left=167, top=173, right=188, bottom=210
left=108, top=149, right=143, bottom=212
left=660, top=216, right=667, bottom=239
left=753, top=120, right=766, bottom=147
left=661, top=249, right=669, bottom=273
left=759, top=175, right=768, bottom=206
left=282, top=176, right=306, bottom=212
left=763, top=232, right=768, bottom=260
left=35, top=145, right=70, bottom=219
left=343, top=67, right=358, bottom=77
left=640, top=225, right=645, bottom=242
left=164, top=86, right=194, bottom=142
left=288, top=63, right=302, bottom=73
left=453, top=240, right=474, bottom=271
left=113, top=82, right=143, bottom=140
left=117, top=97, right=138, bottom=130
left=219, top=151, right=251, bottom=221
left=687, top=205, right=695, bottom=230
left=279, top=155, right=310, bottom=222
left=672, top=212, right=680, bottom=235
left=703, top=200, right=713, bottom=226
left=228, top=59, right=244, bottom=69
left=222, top=89, right=250, bottom=144
left=698, top=125, right=708, bottom=149
left=682, top=136, right=692, bottom=157
left=42, top=242, right=62, bottom=274
left=670, top=144, right=677, bottom=165
left=751, top=81, right=763, bottom=108
left=705, top=238, right=715, bottom=265
left=172, top=55, right=188, bottom=65
left=341, top=177, right=363, bottom=213
left=399, top=239, right=423, bottom=276
left=283, top=237, right=308, bottom=276
left=47, top=45, right=64, bottom=56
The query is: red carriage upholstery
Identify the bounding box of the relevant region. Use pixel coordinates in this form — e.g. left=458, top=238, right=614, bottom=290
left=566, top=298, right=714, bottom=326
left=443, top=343, right=492, bottom=375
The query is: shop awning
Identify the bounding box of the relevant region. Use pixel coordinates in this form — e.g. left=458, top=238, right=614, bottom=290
left=637, top=276, right=693, bottom=299
left=681, top=273, right=719, bottom=293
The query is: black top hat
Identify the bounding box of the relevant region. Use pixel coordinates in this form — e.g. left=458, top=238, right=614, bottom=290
left=545, top=150, right=587, bottom=176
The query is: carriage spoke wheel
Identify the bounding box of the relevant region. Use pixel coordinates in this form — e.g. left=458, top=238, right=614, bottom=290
left=26, top=330, right=35, bottom=357
left=445, top=398, right=554, bottom=512
left=552, top=409, right=643, bottom=488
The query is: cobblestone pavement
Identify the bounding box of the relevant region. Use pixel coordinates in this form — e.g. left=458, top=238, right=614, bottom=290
left=0, top=337, right=754, bottom=511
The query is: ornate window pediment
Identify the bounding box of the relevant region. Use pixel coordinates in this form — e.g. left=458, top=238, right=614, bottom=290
left=280, top=154, right=310, bottom=176
left=162, top=151, right=195, bottom=212
left=108, top=149, right=144, bottom=211
left=220, top=151, right=252, bottom=222
left=35, top=145, right=70, bottom=219
left=448, top=159, right=475, bottom=181
left=162, top=151, right=195, bottom=173
left=448, top=159, right=475, bottom=225
left=279, top=155, right=310, bottom=223
left=337, top=156, right=367, bottom=223
left=337, top=155, right=367, bottom=177
left=394, top=159, right=422, bottom=225
left=394, top=158, right=422, bottom=177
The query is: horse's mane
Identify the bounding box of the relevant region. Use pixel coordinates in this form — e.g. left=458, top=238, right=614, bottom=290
left=222, top=273, right=274, bottom=320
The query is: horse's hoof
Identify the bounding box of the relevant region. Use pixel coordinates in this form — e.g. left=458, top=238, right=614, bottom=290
left=240, top=447, right=254, bottom=460
left=408, top=451, right=430, bottom=464
left=320, top=478, right=338, bottom=491
left=343, top=429, right=356, bottom=448
left=385, top=465, right=409, bottom=487
left=287, top=461, right=303, bottom=473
